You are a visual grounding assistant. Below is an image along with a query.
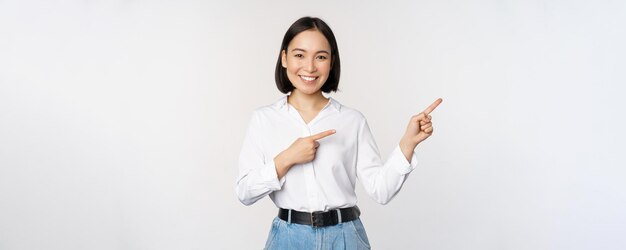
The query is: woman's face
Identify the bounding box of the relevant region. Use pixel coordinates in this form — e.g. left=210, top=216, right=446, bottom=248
left=281, top=29, right=332, bottom=96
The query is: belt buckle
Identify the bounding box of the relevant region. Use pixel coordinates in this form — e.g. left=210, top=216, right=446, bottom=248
left=311, top=211, right=321, bottom=228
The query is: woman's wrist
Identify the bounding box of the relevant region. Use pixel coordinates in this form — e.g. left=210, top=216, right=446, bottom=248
left=274, top=152, right=292, bottom=179
left=399, top=136, right=418, bottom=162
left=400, top=136, right=418, bottom=150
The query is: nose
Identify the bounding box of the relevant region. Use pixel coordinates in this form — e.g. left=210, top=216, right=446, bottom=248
left=304, top=58, right=316, bottom=72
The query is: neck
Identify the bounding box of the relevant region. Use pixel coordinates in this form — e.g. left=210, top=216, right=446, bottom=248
left=288, top=90, right=328, bottom=111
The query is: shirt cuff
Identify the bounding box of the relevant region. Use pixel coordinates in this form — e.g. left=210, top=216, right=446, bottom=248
left=389, top=145, right=418, bottom=175
left=262, top=160, right=286, bottom=190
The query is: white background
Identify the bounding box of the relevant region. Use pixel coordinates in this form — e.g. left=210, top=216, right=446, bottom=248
left=1, top=0, right=625, bottom=249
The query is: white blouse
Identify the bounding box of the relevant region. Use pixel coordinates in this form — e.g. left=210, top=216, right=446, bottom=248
left=236, top=95, right=418, bottom=212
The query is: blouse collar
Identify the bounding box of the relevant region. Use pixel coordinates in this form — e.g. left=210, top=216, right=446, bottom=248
left=273, top=94, right=342, bottom=112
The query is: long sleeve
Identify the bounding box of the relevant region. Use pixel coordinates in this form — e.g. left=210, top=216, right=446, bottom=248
left=356, top=119, right=418, bottom=205
left=235, top=112, right=285, bottom=206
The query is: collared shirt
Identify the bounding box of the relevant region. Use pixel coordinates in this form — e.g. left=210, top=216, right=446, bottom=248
left=236, top=95, right=418, bottom=212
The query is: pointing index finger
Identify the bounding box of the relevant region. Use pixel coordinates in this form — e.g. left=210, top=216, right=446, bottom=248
left=422, top=98, right=443, bottom=115
left=309, top=129, right=336, bottom=140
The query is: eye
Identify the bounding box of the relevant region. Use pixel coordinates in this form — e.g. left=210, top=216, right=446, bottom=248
left=294, top=54, right=304, bottom=58
left=316, top=55, right=328, bottom=60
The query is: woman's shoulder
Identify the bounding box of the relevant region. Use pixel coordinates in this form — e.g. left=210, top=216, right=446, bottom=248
left=249, top=96, right=288, bottom=114
left=329, top=97, right=367, bottom=121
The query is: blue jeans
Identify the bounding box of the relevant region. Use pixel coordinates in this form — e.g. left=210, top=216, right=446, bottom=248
left=264, top=217, right=371, bottom=250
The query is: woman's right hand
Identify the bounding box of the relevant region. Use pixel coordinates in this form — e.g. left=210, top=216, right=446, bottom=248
left=274, top=129, right=336, bottom=179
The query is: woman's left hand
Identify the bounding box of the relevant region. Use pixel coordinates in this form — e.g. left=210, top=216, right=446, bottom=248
left=401, top=98, right=443, bottom=148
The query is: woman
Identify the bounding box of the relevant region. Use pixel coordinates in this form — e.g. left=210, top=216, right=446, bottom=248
left=236, top=16, right=442, bottom=249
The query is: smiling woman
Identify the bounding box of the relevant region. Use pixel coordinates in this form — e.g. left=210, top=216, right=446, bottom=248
left=274, top=17, right=341, bottom=95
left=235, top=16, right=442, bottom=250
left=280, top=29, right=332, bottom=96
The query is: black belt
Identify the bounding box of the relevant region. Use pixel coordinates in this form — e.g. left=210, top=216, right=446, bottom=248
left=278, top=206, right=360, bottom=228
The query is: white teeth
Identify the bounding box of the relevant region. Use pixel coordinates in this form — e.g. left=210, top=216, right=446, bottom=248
left=300, top=75, right=317, bottom=81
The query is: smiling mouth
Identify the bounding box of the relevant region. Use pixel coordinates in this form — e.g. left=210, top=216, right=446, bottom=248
left=299, top=75, right=318, bottom=82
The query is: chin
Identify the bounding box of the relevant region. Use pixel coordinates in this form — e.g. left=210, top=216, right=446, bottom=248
left=295, top=89, right=321, bottom=95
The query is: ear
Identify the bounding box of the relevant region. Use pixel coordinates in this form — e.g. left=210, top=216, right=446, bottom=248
left=281, top=50, right=287, bottom=68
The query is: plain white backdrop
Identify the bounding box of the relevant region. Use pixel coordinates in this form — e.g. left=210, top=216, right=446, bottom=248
left=1, top=0, right=625, bottom=249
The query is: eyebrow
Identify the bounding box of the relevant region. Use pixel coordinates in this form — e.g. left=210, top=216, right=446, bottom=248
left=291, top=48, right=330, bottom=54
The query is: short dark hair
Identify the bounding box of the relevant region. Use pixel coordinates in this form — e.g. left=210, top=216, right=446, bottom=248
left=275, top=17, right=341, bottom=94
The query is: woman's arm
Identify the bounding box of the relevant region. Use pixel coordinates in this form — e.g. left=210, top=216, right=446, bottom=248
left=357, top=98, right=442, bottom=204
left=236, top=112, right=284, bottom=206
left=236, top=111, right=336, bottom=205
